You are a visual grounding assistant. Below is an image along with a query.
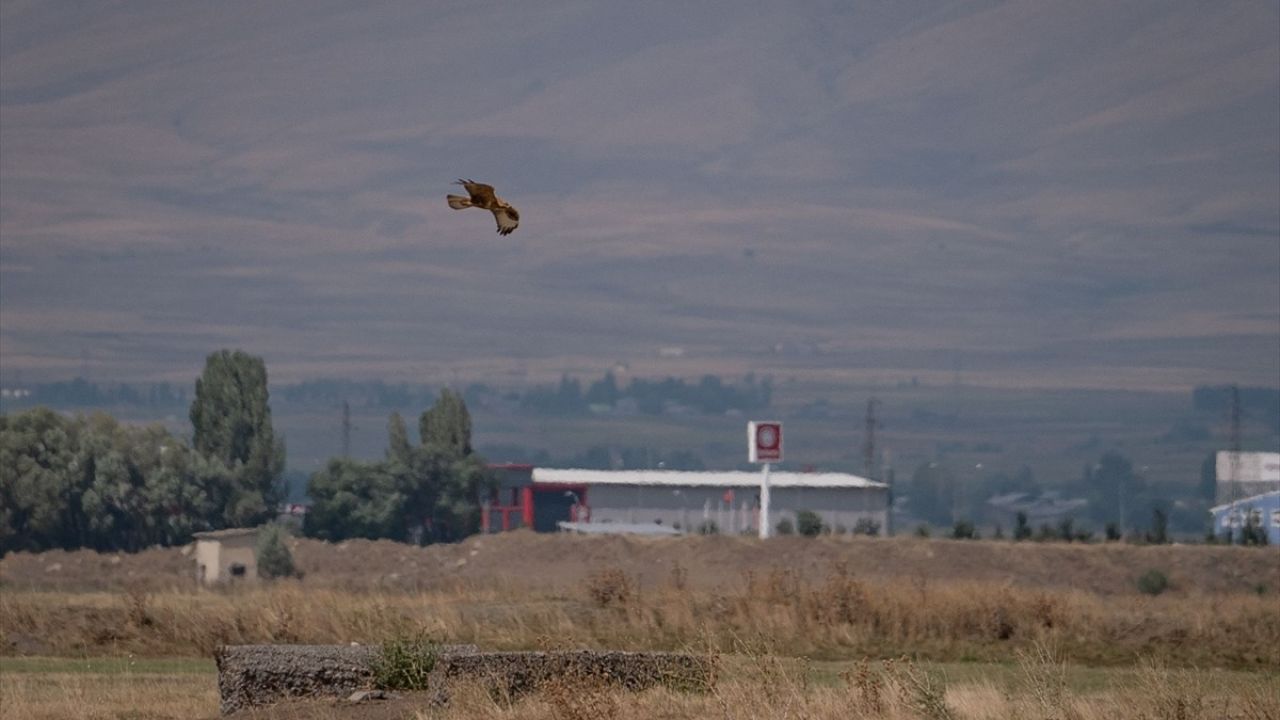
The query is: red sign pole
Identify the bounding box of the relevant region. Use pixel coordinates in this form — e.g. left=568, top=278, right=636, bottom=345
left=748, top=421, right=783, bottom=538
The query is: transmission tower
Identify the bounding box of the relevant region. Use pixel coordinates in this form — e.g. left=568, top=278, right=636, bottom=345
left=1229, top=385, right=1242, bottom=503
left=863, top=398, right=880, bottom=480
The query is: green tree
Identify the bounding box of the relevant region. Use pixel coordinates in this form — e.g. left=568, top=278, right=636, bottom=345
left=256, top=523, right=297, bottom=579
left=147, top=446, right=235, bottom=545
left=952, top=520, right=978, bottom=539
left=1146, top=507, right=1169, bottom=544
left=411, top=390, right=491, bottom=542
left=1239, top=510, right=1269, bottom=546
left=418, top=388, right=472, bottom=456
left=1013, top=511, right=1032, bottom=541
left=387, top=412, right=413, bottom=467
left=303, top=393, right=494, bottom=545
left=1, top=408, right=237, bottom=554
left=304, top=458, right=405, bottom=541
left=189, top=350, right=285, bottom=526
left=0, top=408, right=83, bottom=553
left=795, top=509, right=825, bottom=537
left=77, top=413, right=150, bottom=551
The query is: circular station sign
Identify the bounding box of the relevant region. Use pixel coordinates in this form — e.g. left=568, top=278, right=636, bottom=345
left=748, top=421, right=783, bottom=463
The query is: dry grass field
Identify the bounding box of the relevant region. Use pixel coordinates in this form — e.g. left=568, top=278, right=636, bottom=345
left=2, top=533, right=1278, bottom=718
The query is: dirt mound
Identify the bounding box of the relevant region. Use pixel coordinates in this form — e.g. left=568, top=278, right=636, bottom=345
left=3, top=531, right=1276, bottom=596
left=0, top=544, right=198, bottom=592
left=292, top=531, right=1278, bottom=596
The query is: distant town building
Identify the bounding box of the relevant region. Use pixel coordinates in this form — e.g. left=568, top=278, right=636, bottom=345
left=984, top=491, right=1089, bottom=527
left=1209, top=491, right=1280, bottom=545
left=193, top=528, right=259, bottom=585
left=1215, top=451, right=1280, bottom=504
left=482, top=465, right=889, bottom=536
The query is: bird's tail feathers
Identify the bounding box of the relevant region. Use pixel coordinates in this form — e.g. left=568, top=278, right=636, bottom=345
left=446, top=194, right=472, bottom=210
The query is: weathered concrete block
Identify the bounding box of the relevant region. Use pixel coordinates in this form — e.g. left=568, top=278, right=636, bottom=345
left=214, top=644, right=475, bottom=715
left=215, top=645, right=714, bottom=715
left=429, top=650, right=716, bottom=701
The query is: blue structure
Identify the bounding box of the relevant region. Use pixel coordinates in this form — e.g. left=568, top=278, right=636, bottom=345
left=1209, top=490, right=1280, bottom=545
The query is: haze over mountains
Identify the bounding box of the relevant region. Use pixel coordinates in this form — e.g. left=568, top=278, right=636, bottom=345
left=2, top=1, right=1277, bottom=391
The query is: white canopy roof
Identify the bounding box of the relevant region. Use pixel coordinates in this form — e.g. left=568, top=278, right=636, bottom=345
left=533, top=468, right=886, bottom=489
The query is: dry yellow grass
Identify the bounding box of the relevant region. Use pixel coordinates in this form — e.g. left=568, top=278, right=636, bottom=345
left=3, top=565, right=1278, bottom=669
left=0, top=670, right=217, bottom=720
left=420, top=649, right=1280, bottom=720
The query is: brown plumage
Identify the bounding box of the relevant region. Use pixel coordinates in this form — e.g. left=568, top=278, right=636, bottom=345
left=446, top=179, right=520, bottom=236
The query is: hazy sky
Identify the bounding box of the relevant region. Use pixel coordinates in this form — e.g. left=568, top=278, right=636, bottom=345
left=2, top=1, right=1277, bottom=391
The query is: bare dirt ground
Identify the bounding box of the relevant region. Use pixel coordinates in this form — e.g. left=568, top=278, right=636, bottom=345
left=2, top=531, right=1276, bottom=597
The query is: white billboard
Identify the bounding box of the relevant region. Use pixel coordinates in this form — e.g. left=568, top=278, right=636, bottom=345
left=1216, top=451, right=1280, bottom=484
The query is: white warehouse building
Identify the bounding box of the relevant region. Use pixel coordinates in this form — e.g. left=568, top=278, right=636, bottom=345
left=531, top=468, right=889, bottom=536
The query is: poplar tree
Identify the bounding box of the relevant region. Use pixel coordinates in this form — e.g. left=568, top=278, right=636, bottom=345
left=418, top=388, right=472, bottom=455
left=387, top=412, right=413, bottom=467
left=189, top=350, right=285, bottom=526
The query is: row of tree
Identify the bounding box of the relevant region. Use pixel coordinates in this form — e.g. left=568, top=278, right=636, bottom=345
left=3, top=371, right=776, bottom=420
left=303, top=390, right=493, bottom=543
left=1, top=350, right=496, bottom=555
left=514, top=372, right=773, bottom=416
left=0, top=350, right=283, bottom=554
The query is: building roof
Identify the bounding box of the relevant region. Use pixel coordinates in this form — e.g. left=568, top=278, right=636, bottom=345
left=488, top=463, right=535, bottom=471
left=557, top=521, right=682, bottom=536
left=1209, top=489, right=1280, bottom=514
left=533, top=468, right=887, bottom=489
left=985, top=492, right=1089, bottom=521
left=192, top=527, right=261, bottom=540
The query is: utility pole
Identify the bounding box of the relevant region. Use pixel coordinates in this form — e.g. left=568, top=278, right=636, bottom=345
left=1228, top=385, right=1242, bottom=541
left=1230, top=385, right=1242, bottom=500
left=341, top=400, right=352, bottom=459
left=863, top=398, right=880, bottom=480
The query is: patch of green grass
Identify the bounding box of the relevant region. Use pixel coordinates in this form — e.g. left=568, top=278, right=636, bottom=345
left=0, top=656, right=214, bottom=675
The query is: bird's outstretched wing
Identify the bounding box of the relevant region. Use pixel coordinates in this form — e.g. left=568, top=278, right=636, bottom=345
left=492, top=206, right=519, bottom=236
left=456, top=179, right=497, bottom=206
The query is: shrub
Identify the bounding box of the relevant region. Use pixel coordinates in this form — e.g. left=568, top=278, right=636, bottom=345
left=951, top=520, right=978, bottom=540
left=1137, top=569, right=1169, bottom=596
left=1145, top=508, right=1169, bottom=544
left=1240, top=514, right=1269, bottom=546
left=1056, top=517, right=1075, bottom=542
left=1013, top=512, right=1032, bottom=541
left=697, top=520, right=719, bottom=535
left=914, top=524, right=931, bottom=538
left=852, top=518, right=881, bottom=536
left=372, top=634, right=438, bottom=690
left=586, top=567, right=633, bottom=607
left=255, top=524, right=297, bottom=579
left=776, top=518, right=794, bottom=535
left=796, top=510, right=825, bottom=537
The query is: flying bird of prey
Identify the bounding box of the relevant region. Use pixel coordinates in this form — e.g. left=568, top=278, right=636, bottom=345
left=446, top=179, right=520, bottom=236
